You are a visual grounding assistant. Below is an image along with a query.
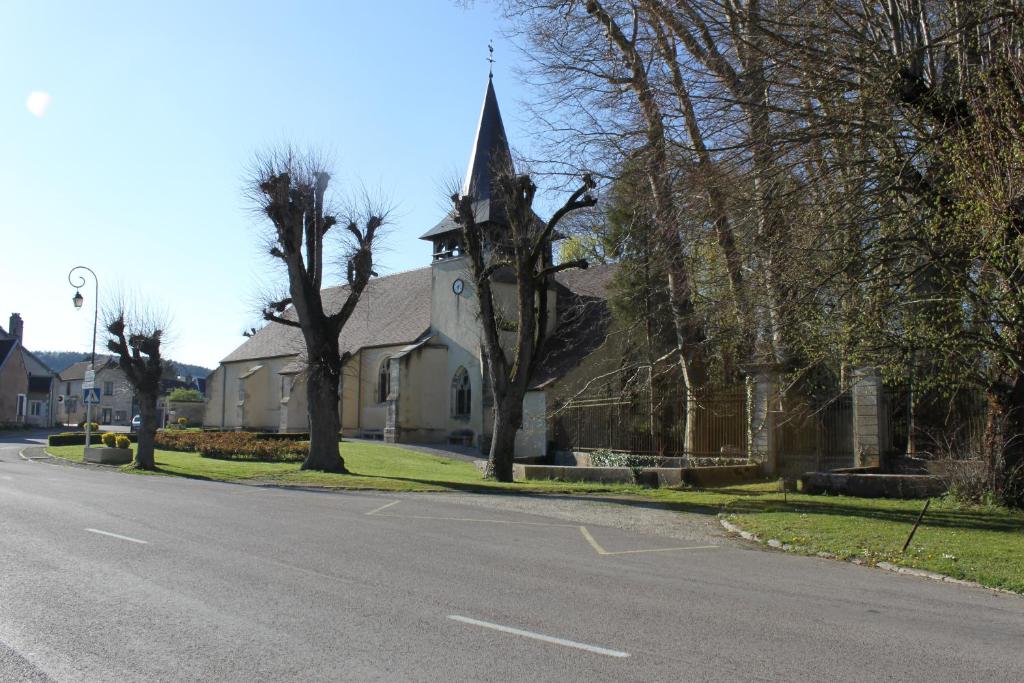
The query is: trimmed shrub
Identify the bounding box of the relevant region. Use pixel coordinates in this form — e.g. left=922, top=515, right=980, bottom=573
left=115, top=435, right=131, bottom=449
left=49, top=432, right=138, bottom=447
left=154, top=430, right=307, bottom=462
left=255, top=432, right=311, bottom=441
left=101, top=432, right=117, bottom=447
left=176, top=417, right=188, bottom=427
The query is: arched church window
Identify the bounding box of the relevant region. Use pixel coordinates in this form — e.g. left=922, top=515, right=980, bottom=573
left=377, top=358, right=391, bottom=403
left=452, top=367, right=471, bottom=419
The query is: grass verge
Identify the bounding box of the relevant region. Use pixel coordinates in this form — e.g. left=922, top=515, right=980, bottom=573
left=47, top=442, right=1024, bottom=593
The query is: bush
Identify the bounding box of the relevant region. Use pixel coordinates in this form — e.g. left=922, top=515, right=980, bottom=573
left=176, top=417, right=188, bottom=426
left=76, top=421, right=100, bottom=432
left=115, top=435, right=131, bottom=449
left=49, top=432, right=138, bottom=446
left=0, top=423, right=30, bottom=431
left=589, top=449, right=662, bottom=469
left=154, top=430, right=308, bottom=462
left=167, top=388, right=203, bottom=402
left=101, top=432, right=117, bottom=447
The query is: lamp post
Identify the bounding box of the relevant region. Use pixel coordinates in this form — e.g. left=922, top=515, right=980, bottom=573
left=69, top=266, right=98, bottom=452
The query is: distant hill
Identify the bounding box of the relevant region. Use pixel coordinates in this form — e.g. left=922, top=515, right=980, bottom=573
left=33, top=351, right=212, bottom=379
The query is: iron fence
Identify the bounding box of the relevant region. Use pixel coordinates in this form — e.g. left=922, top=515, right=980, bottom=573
left=774, top=393, right=854, bottom=477
left=550, top=387, right=748, bottom=459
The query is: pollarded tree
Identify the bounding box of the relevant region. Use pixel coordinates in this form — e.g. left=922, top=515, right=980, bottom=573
left=250, top=148, right=384, bottom=473
left=105, top=307, right=170, bottom=470
left=452, top=170, right=596, bottom=482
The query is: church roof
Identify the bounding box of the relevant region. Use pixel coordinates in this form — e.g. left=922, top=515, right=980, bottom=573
left=421, top=76, right=513, bottom=240
left=221, top=267, right=433, bottom=364
left=533, top=263, right=618, bottom=389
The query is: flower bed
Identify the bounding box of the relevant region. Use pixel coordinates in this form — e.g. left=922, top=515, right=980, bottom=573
left=155, top=430, right=308, bottom=462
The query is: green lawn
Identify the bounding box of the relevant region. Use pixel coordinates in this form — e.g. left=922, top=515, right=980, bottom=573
left=48, top=441, right=1024, bottom=593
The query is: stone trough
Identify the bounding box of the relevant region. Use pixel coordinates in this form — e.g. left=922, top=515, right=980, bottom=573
left=512, top=462, right=761, bottom=487
left=799, top=460, right=955, bottom=499
left=84, top=446, right=133, bottom=465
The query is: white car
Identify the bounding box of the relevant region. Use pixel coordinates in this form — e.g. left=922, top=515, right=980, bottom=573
left=131, top=415, right=142, bottom=431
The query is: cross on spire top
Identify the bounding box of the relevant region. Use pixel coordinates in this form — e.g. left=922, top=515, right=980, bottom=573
left=488, top=41, right=495, bottom=78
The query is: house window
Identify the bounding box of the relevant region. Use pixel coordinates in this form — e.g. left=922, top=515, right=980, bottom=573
left=29, top=401, right=41, bottom=417
left=451, top=367, right=471, bottom=419
left=237, top=380, right=245, bottom=403
left=377, top=358, right=391, bottom=403
left=16, top=394, right=26, bottom=418
left=104, top=381, right=114, bottom=396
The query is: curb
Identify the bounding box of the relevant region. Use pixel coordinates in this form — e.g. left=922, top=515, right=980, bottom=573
left=718, top=516, right=1019, bottom=597
left=19, top=446, right=53, bottom=461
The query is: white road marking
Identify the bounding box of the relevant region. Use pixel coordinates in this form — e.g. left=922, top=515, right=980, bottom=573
left=579, top=526, right=717, bottom=556
left=84, top=528, right=148, bottom=545
left=0, top=475, right=12, bottom=481
left=448, top=615, right=630, bottom=658
left=365, top=500, right=401, bottom=516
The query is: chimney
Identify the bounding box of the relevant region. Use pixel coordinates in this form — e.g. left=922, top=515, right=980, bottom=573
left=8, top=313, right=23, bottom=341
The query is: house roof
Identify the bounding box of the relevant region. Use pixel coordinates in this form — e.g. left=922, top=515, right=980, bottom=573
left=421, top=77, right=514, bottom=241
left=222, top=267, right=434, bottom=364
left=0, top=339, right=16, bottom=370
left=59, top=357, right=115, bottom=381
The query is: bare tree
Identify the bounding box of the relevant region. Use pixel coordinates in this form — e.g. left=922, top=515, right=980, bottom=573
left=105, top=305, right=170, bottom=471
left=453, top=170, right=597, bottom=481
left=250, top=147, right=385, bottom=473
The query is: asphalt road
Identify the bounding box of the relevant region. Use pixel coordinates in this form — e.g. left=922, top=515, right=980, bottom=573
left=1, top=434, right=1022, bottom=682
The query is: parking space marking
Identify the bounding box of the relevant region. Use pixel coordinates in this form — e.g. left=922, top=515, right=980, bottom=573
left=579, top=526, right=717, bottom=556
left=448, top=614, right=630, bottom=658
left=84, top=528, right=148, bottom=544
left=365, top=500, right=401, bottom=516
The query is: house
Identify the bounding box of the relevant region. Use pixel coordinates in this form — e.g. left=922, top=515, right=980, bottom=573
left=0, top=313, right=58, bottom=427
left=205, top=75, right=618, bottom=457
left=57, top=357, right=136, bottom=426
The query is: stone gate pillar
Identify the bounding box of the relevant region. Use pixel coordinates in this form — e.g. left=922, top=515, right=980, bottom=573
left=745, top=365, right=781, bottom=477
left=851, top=367, right=888, bottom=468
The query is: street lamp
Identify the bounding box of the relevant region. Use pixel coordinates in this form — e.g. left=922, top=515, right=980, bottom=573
left=68, top=266, right=98, bottom=452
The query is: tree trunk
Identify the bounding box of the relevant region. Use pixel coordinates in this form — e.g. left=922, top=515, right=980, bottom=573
left=484, top=396, right=523, bottom=482
left=985, top=375, right=1024, bottom=506
left=134, top=393, right=159, bottom=470
left=302, top=364, right=346, bottom=473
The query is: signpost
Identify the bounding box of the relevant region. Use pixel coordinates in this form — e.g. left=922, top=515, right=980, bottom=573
left=83, top=374, right=100, bottom=451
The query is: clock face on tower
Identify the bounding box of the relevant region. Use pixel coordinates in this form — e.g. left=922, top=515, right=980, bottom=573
left=452, top=278, right=465, bottom=296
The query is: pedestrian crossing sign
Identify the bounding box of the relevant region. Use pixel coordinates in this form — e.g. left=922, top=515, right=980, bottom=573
left=83, top=387, right=102, bottom=404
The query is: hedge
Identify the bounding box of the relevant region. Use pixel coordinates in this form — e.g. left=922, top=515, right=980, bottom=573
left=155, top=430, right=307, bottom=462
left=48, top=432, right=138, bottom=447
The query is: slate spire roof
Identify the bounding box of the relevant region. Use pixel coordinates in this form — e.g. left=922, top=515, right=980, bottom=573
left=460, top=75, right=512, bottom=204
left=420, top=75, right=514, bottom=240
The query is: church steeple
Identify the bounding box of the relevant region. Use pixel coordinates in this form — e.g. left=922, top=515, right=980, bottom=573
left=421, top=74, right=515, bottom=255
left=460, top=75, right=512, bottom=205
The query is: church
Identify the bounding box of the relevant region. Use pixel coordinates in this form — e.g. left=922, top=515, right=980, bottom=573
left=204, top=76, right=617, bottom=457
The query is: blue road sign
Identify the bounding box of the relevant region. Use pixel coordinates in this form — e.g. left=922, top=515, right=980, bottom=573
left=83, top=387, right=102, bottom=404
